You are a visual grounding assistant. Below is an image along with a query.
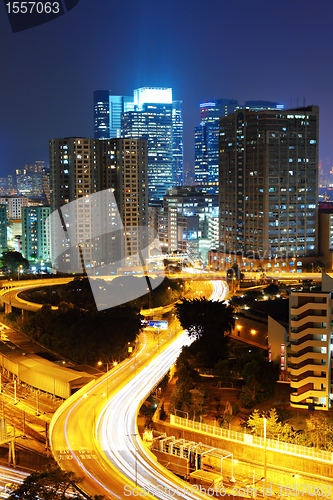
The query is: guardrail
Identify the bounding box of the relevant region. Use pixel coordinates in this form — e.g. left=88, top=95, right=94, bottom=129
left=170, top=414, right=333, bottom=463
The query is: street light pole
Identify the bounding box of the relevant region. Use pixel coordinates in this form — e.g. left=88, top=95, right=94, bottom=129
left=263, top=417, right=267, bottom=497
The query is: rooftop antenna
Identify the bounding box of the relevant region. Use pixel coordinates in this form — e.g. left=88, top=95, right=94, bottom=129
left=290, top=97, right=292, bottom=108
left=296, top=96, right=299, bottom=108
left=303, top=96, right=306, bottom=107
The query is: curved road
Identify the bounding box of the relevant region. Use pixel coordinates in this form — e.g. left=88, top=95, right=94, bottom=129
left=0, top=278, right=73, bottom=312
left=49, top=280, right=228, bottom=499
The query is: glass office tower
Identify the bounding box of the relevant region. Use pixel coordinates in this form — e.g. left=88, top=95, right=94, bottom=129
left=122, top=87, right=183, bottom=201
left=195, top=99, right=238, bottom=194
left=195, top=99, right=284, bottom=194
left=94, top=91, right=134, bottom=139
left=94, top=88, right=183, bottom=201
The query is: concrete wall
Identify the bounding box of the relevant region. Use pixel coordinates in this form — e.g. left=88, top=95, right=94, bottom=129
left=153, top=420, right=333, bottom=485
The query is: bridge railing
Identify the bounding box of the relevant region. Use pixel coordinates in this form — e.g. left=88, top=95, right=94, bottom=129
left=170, top=414, right=333, bottom=463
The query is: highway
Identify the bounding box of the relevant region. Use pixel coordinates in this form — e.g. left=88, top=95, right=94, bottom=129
left=0, top=465, right=28, bottom=498
left=49, top=280, right=228, bottom=499
left=0, top=278, right=74, bottom=312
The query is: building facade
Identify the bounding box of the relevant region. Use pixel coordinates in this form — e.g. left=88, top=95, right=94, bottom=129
left=318, top=202, right=333, bottom=272
left=94, top=91, right=134, bottom=140
left=0, top=204, right=7, bottom=253
left=219, top=106, right=319, bottom=258
left=95, top=87, right=183, bottom=201
left=195, top=99, right=239, bottom=194
left=0, top=196, right=29, bottom=220
left=158, top=187, right=218, bottom=261
left=49, top=137, right=148, bottom=272
left=289, top=273, right=333, bottom=410
left=21, top=206, right=51, bottom=262
left=195, top=100, right=284, bottom=194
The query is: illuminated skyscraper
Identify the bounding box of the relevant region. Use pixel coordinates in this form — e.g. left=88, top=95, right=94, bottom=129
left=219, top=106, right=318, bottom=257
left=94, top=87, right=183, bottom=201
left=195, top=99, right=238, bottom=194
left=195, top=99, right=284, bottom=194
left=121, top=87, right=182, bottom=201
left=94, top=91, right=134, bottom=140
left=172, top=100, right=184, bottom=186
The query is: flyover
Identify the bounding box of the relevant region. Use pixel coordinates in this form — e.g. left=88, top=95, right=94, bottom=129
left=49, top=280, right=228, bottom=499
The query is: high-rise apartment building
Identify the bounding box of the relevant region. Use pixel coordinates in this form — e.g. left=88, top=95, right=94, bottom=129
left=0, top=204, right=7, bottom=253
left=49, top=137, right=148, bottom=272
left=21, top=206, right=50, bottom=261
left=0, top=196, right=29, bottom=219
left=195, top=100, right=284, bottom=194
left=219, top=106, right=319, bottom=258
left=100, top=138, right=148, bottom=262
left=94, top=87, right=183, bottom=201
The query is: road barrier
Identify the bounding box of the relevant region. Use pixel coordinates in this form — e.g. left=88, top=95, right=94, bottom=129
left=170, top=415, right=333, bottom=463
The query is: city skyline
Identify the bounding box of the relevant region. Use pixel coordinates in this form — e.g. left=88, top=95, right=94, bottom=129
left=0, top=0, right=333, bottom=177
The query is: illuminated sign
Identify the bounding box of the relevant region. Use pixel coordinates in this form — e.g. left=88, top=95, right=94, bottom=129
left=200, top=101, right=216, bottom=108
left=144, top=320, right=168, bottom=330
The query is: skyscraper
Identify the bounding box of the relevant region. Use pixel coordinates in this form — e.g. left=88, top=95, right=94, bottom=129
left=94, top=87, right=183, bottom=201
left=94, top=91, right=134, bottom=140
left=195, top=99, right=284, bottom=194
left=195, top=99, right=238, bottom=194
left=172, top=100, right=183, bottom=186
left=219, top=106, right=319, bottom=258
left=49, top=137, right=148, bottom=272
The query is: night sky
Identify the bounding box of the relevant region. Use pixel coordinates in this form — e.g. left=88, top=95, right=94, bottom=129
left=1, top=0, right=332, bottom=177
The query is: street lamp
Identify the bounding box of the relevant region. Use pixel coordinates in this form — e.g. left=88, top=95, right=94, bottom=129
left=17, top=265, right=23, bottom=281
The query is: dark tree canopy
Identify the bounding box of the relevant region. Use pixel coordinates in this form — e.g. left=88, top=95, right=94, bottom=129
left=8, top=464, right=107, bottom=499
left=0, top=251, right=29, bottom=273
left=175, top=297, right=235, bottom=365
left=175, top=297, right=235, bottom=340
left=8, top=465, right=80, bottom=499
left=21, top=302, right=141, bottom=365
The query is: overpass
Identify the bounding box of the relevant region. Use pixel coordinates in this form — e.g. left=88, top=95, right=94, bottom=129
left=0, top=278, right=73, bottom=316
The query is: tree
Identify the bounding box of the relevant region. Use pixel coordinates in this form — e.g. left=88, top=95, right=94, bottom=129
left=306, top=413, right=333, bottom=450
left=239, top=355, right=280, bottom=407
left=175, top=297, right=235, bottom=340
left=313, top=260, right=325, bottom=272
left=247, top=408, right=281, bottom=439
left=8, top=464, right=91, bottom=499
left=263, top=283, right=280, bottom=297
left=175, top=298, right=235, bottom=366
left=0, top=251, right=29, bottom=274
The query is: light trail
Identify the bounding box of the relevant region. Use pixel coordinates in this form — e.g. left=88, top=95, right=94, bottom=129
left=49, top=281, right=229, bottom=499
